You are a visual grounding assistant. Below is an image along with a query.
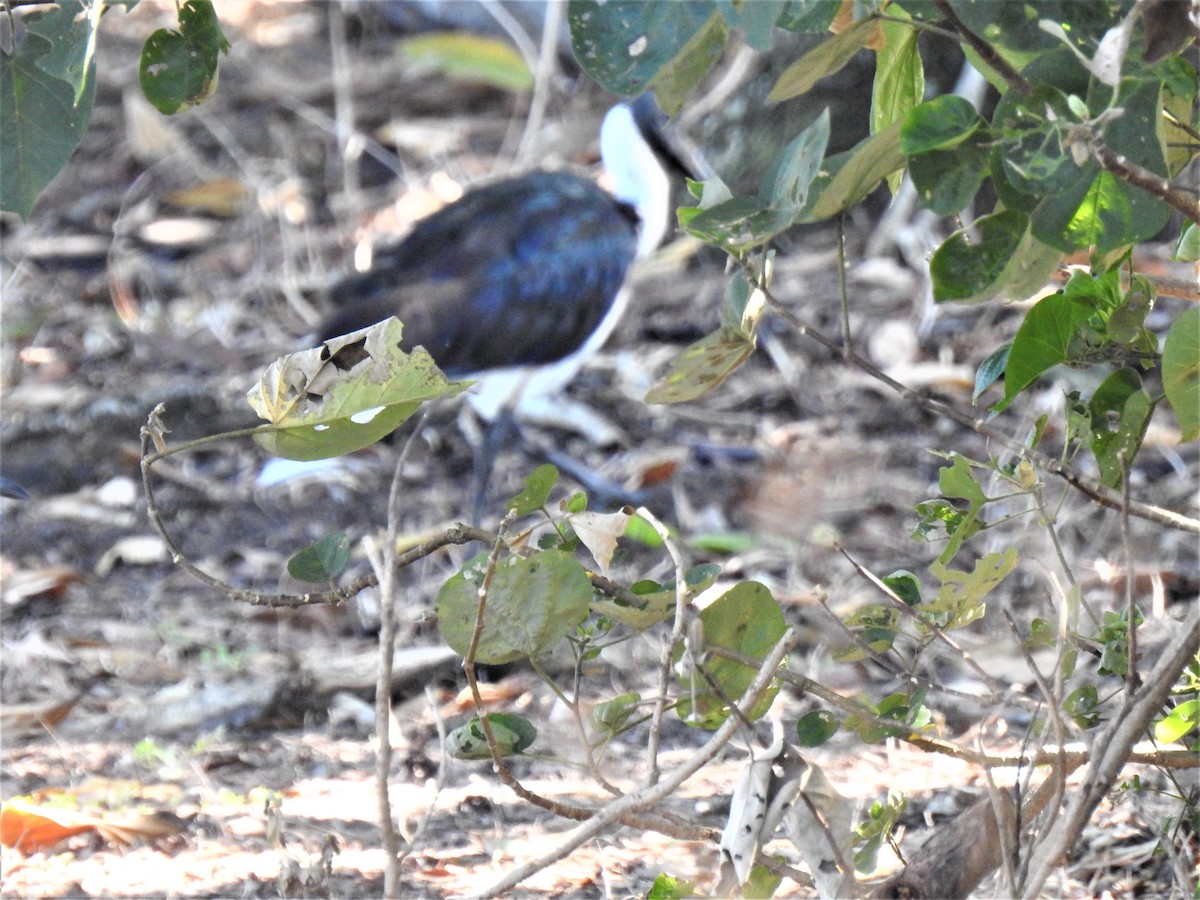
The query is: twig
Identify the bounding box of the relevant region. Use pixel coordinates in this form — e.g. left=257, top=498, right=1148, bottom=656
left=836, top=213, right=851, bottom=357
left=976, top=732, right=1021, bottom=896
left=1119, top=450, right=1141, bottom=693
left=513, top=0, right=562, bottom=168
left=705, top=645, right=1197, bottom=771
left=464, top=628, right=802, bottom=900
left=458, top=515, right=603, bottom=822
left=1002, top=611, right=1070, bottom=892
left=761, top=290, right=1200, bottom=535
left=141, top=423, right=492, bottom=607
left=1020, top=602, right=1200, bottom=898
left=1092, top=142, right=1200, bottom=225
left=329, top=1, right=361, bottom=204
left=930, top=0, right=1033, bottom=96
left=836, top=544, right=1013, bottom=697
left=638, top=506, right=691, bottom=786
left=934, top=0, right=1200, bottom=223
left=366, top=415, right=425, bottom=897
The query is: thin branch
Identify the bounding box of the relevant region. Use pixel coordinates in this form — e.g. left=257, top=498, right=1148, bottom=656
left=1119, top=450, right=1142, bottom=694
left=1092, top=142, right=1200, bottom=225
left=761, top=291, right=1200, bottom=535
left=1020, top=602, right=1200, bottom=898
left=836, top=213, right=851, bottom=357
left=707, top=645, right=1197, bottom=771
left=930, top=0, right=1033, bottom=96
left=837, top=544, right=1013, bottom=697
left=930, top=0, right=1199, bottom=224
left=367, top=413, right=425, bottom=897
left=464, top=629, right=802, bottom=900
left=639, top=506, right=691, bottom=787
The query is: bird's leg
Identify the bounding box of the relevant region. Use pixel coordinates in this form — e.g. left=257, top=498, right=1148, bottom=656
left=468, top=405, right=523, bottom=525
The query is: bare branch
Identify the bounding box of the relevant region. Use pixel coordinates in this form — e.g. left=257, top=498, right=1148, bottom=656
left=1020, top=602, right=1200, bottom=897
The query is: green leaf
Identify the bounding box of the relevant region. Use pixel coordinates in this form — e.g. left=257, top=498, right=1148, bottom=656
left=928, top=209, right=1024, bottom=301
left=1154, top=699, right=1199, bottom=744
left=594, top=563, right=720, bottom=630
left=645, top=326, right=756, bottom=404
left=927, top=453, right=991, bottom=568
left=923, top=548, right=1018, bottom=632
left=853, top=790, right=906, bottom=872
left=742, top=863, right=784, bottom=899
left=1089, top=368, right=1154, bottom=488
left=681, top=112, right=830, bottom=251
left=882, top=570, right=922, bottom=606
left=1173, top=223, right=1200, bottom=262
left=1105, top=274, right=1155, bottom=344
left=973, top=343, right=1011, bottom=402
left=507, top=464, right=559, bottom=516
left=1163, top=59, right=1199, bottom=177
left=996, top=83, right=1084, bottom=198
left=647, top=10, right=729, bottom=114
left=795, top=709, right=840, bottom=747
left=648, top=874, right=700, bottom=900
left=687, top=531, right=757, bottom=554
left=900, top=95, right=984, bottom=155
left=0, top=3, right=98, bottom=219
left=287, top=532, right=351, bottom=583
left=720, top=267, right=768, bottom=336
left=400, top=32, right=533, bottom=92
left=623, top=513, right=666, bottom=547
left=714, top=0, right=786, bottom=50
left=591, top=691, right=642, bottom=735
left=1064, top=684, right=1102, bottom=729
left=1162, top=307, right=1200, bottom=441
left=776, top=1, right=840, bottom=33
left=25, top=0, right=98, bottom=103
left=836, top=604, right=900, bottom=660
left=139, top=0, right=230, bottom=114
left=1028, top=82, right=1171, bottom=253
left=1025, top=617, right=1056, bottom=651
left=762, top=109, right=832, bottom=218
left=938, top=452, right=988, bottom=506
left=908, top=136, right=990, bottom=216
left=1033, top=170, right=1137, bottom=255
left=247, top=319, right=468, bottom=461
left=872, top=6, right=924, bottom=141
left=767, top=16, right=881, bottom=103
left=567, top=1, right=725, bottom=113
left=447, top=713, right=537, bottom=759
left=800, top=121, right=906, bottom=221
left=682, top=196, right=786, bottom=249
left=436, top=550, right=593, bottom=665
left=676, top=582, right=785, bottom=728
left=995, top=291, right=1095, bottom=413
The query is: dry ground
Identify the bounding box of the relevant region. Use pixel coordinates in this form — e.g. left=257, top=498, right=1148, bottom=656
left=2, top=3, right=1196, bottom=898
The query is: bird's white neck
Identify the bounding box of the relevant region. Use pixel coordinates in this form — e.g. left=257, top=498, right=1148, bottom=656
left=599, top=104, right=673, bottom=258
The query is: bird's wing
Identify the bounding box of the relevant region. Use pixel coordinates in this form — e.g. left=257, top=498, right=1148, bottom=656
left=319, top=173, right=639, bottom=376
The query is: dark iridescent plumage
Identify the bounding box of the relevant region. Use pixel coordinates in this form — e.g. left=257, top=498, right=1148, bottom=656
left=319, top=171, right=641, bottom=378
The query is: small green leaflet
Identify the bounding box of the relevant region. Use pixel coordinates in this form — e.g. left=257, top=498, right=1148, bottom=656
left=446, top=713, right=537, bottom=759
left=139, top=0, right=230, bottom=114
left=287, top=532, right=351, bottom=583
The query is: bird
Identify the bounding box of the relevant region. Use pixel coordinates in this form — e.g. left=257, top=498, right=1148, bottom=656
left=316, top=95, right=699, bottom=509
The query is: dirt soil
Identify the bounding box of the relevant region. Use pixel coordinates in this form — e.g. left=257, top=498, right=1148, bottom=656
left=2, top=3, right=1196, bottom=898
